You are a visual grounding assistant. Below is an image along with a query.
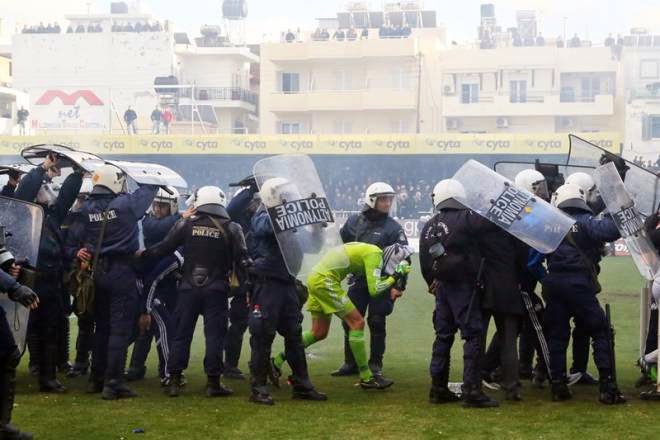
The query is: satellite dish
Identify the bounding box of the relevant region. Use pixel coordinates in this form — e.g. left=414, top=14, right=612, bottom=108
left=222, top=0, right=248, bottom=20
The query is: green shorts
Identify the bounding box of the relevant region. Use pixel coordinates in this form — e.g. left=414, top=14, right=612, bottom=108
left=306, top=273, right=355, bottom=318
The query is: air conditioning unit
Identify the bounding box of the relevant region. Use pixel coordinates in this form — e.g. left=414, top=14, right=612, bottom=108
left=496, top=117, right=509, bottom=128
left=559, top=116, right=575, bottom=129
left=446, top=118, right=461, bottom=130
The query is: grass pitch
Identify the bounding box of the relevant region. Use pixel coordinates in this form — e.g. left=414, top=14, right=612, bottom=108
left=12, top=257, right=659, bottom=439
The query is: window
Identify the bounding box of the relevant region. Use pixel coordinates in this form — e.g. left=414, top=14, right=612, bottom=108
left=334, top=71, right=353, bottom=90
left=581, top=77, right=600, bottom=101
left=280, top=72, right=300, bottom=94
left=650, top=116, right=660, bottom=139
left=279, top=121, right=301, bottom=134
left=390, top=119, right=411, bottom=133
left=392, top=67, right=412, bottom=90
left=461, top=84, right=479, bottom=103
left=640, top=60, right=660, bottom=79
left=510, top=80, right=527, bottom=103
left=333, top=119, right=353, bottom=134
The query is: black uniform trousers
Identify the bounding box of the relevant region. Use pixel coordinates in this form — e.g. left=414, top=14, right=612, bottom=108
left=168, top=283, right=228, bottom=377
left=248, top=276, right=308, bottom=386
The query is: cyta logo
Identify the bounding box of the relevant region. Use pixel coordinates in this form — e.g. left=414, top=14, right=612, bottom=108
left=329, top=140, right=362, bottom=151
left=526, top=139, right=562, bottom=151
left=281, top=140, right=313, bottom=151
left=425, top=139, right=461, bottom=151
left=475, top=140, right=510, bottom=151
left=95, top=140, right=125, bottom=152
left=376, top=140, right=411, bottom=152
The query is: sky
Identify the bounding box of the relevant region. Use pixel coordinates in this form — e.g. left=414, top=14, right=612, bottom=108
left=3, top=0, right=660, bottom=44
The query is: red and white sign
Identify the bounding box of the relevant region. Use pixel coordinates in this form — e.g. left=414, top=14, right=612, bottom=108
left=31, top=89, right=107, bottom=131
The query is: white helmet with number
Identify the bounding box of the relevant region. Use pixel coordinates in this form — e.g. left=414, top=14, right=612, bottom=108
left=431, top=179, right=466, bottom=211
left=153, top=186, right=180, bottom=214
left=187, top=185, right=228, bottom=217
left=551, top=183, right=591, bottom=212
left=92, top=164, right=126, bottom=194
left=515, top=169, right=549, bottom=199
left=364, top=182, right=396, bottom=209
left=260, top=177, right=301, bottom=209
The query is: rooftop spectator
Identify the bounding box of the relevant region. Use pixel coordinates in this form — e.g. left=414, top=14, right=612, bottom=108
left=605, top=33, right=615, bottom=47
left=569, top=33, right=581, bottom=48
left=536, top=33, right=545, bottom=46
left=285, top=29, right=295, bottom=43
left=75, top=24, right=85, bottom=33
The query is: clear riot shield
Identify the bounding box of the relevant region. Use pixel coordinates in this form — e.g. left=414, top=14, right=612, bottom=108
left=0, top=164, right=36, bottom=188
left=107, top=160, right=188, bottom=189
left=22, top=144, right=105, bottom=173
left=567, top=135, right=659, bottom=216
left=453, top=160, right=575, bottom=254
left=494, top=161, right=596, bottom=193
left=594, top=162, right=660, bottom=281
left=253, top=154, right=348, bottom=283
left=0, top=196, right=44, bottom=351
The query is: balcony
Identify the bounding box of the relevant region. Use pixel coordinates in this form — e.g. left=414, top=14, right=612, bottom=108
left=178, top=87, right=257, bottom=112
left=442, top=92, right=614, bottom=117
left=263, top=36, right=418, bottom=62
left=268, top=88, right=417, bottom=112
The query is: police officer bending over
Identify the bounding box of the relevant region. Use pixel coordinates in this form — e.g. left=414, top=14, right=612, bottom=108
left=419, top=179, right=499, bottom=408
left=140, top=186, right=251, bottom=398
left=76, top=164, right=158, bottom=400
left=542, top=183, right=625, bottom=404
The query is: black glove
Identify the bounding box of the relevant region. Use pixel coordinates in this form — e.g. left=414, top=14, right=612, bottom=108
left=8, top=284, right=38, bottom=307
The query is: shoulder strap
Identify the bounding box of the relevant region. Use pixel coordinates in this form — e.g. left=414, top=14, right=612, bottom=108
left=207, top=215, right=231, bottom=248
left=90, top=207, right=111, bottom=275
left=565, top=231, right=598, bottom=276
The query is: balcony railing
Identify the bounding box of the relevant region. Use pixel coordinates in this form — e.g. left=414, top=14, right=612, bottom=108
left=179, top=87, right=258, bottom=106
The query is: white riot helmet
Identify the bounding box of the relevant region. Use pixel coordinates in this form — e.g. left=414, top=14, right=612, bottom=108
left=565, top=172, right=597, bottom=201
left=92, top=164, right=126, bottom=194
left=187, top=185, right=228, bottom=217
left=153, top=186, right=180, bottom=214
left=79, top=178, right=94, bottom=196
left=260, top=177, right=300, bottom=209
left=364, top=182, right=396, bottom=209
left=36, top=182, right=59, bottom=207
left=381, top=243, right=415, bottom=276
left=515, top=169, right=549, bottom=200
left=551, top=183, right=591, bottom=212
left=431, top=179, right=466, bottom=211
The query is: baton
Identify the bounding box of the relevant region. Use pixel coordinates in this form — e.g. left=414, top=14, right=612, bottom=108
left=465, top=257, right=486, bottom=322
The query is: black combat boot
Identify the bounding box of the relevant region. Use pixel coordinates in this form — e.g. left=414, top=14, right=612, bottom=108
left=598, top=376, right=626, bottom=405
left=101, top=379, right=138, bottom=400
left=38, top=342, right=66, bottom=393
left=206, top=376, right=233, bottom=397
left=462, top=384, right=499, bottom=408
left=1, top=352, right=33, bottom=440
left=167, top=372, right=183, bottom=397
left=223, top=366, right=246, bottom=381
left=289, top=376, right=327, bottom=401
left=429, top=374, right=460, bottom=404
left=551, top=378, right=572, bottom=402
left=249, top=384, right=274, bottom=406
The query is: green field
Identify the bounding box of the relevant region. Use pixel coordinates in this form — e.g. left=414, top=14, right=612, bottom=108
left=12, top=257, right=659, bottom=439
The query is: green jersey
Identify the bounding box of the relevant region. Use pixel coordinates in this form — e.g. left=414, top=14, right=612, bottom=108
left=311, top=242, right=394, bottom=297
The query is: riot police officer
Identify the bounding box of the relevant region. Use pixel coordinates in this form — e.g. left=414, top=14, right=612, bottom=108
left=248, top=178, right=326, bottom=405
left=140, top=186, right=250, bottom=398
left=223, top=179, right=261, bottom=381
left=15, top=154, right=83, bottom=392
left=0, top=264, right=39, bottom=440
left=419, top=179, right=499, bottom=408
left=543, top=183, right=625, bottom=404
left=76, top=164, right=158, bottom=400
left=61, top=178, right=94, bottom=377
left=332, top=182, right=408, bottom=378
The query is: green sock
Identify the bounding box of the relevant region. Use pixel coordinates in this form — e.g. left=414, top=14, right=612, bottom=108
left=274, top=331, right=318, bottom=370
left=348, top=329, right=372, bottom=381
